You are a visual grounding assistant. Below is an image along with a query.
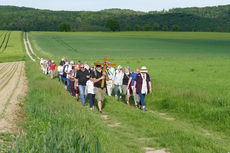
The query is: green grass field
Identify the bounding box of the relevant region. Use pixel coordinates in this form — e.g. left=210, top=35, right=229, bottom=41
left=0, top=31, right=25, bottom=62
left=6, top=31, right=230, bottom=152
left=31, top=31, right=230, bottom=59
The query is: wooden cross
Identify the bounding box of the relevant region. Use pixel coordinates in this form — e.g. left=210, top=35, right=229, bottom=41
left=94, top=56, right=116, bottom=88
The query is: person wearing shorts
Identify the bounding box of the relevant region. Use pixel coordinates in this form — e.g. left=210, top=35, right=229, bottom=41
left=122, top=66, right=131, bottom=105
left=92, top=65, right=108, bottom=113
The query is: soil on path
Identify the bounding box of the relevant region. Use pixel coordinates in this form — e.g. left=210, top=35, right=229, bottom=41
left=0, top=62, right=27, bottom=133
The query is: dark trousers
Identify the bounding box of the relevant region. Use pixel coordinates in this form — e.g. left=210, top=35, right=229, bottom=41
left=70, top=79, right=75, bottom=96
left=88, top=94, right=95, bottom=108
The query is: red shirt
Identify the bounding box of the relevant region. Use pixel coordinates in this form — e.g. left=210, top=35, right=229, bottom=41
left=50, top=63, right=56, bottom=70
left=77, top=64, right=80, bottom=69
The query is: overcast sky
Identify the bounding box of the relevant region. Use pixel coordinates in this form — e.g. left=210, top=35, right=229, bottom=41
left=1, top=0, right=230, bottom=12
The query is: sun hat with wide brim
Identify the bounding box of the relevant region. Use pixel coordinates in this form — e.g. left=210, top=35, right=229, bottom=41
left=117, top=65, right=122, bottom=70
left=140, top=66, right=148, bottom=73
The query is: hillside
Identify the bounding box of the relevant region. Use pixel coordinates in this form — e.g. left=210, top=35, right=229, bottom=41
left=0, top=5, right=230, bottom=32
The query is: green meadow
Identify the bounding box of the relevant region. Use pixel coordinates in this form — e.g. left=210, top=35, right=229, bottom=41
left=0, top=31, right=25, bottom=62
left=30, top=31, right=230, bottom=59
left=6, top=31, right=230, bottom=152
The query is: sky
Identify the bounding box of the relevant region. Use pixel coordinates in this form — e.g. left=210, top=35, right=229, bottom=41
left=1, top=0, right=230, bottom=12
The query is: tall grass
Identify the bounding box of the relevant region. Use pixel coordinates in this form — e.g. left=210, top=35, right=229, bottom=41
left=10, top=61, right=102, bottom=153
left=9, top=59, right=230, bottom=153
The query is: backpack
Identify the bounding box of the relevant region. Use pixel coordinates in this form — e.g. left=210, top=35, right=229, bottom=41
left=63, top=65, right=67, bottom=77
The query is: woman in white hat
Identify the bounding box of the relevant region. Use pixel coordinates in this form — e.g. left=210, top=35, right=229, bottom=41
left=134, top=66, right=152, bottom=111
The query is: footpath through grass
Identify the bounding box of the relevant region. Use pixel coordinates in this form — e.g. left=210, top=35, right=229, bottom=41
left=10, top=59, right=230, bottom=153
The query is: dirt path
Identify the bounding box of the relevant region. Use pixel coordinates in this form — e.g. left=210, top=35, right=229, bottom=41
left=26, top=32, right=40, bottom=60
left=0, top=62, right=27, bottom=133
left=23, top=32, right=36, bottom=62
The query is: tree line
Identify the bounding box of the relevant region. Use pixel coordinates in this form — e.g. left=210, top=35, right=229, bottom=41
left=0, top=5, right=230, bottom=32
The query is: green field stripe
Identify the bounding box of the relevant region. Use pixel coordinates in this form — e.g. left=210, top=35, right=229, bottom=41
left=0, top=62, right=23, bottom=118
left=0, top=63, right=18, bottom=92
left=0, top=32, right=4, bottom=39
left=1, top=32, right=12, bottom=53
left=0, top=32, right=8, bottom=50
left=53, top=36, right=78, bottom=53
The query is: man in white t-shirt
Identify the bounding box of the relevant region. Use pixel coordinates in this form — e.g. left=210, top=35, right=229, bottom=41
left=85, top=75, right=95, bottom=110
left=57, top=63, right=64, bottom=84
left=64, top=61, right=74, bottom=93
left=106, top=65, right=115, bottom=96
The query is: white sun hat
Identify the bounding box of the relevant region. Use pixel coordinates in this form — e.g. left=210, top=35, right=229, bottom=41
left=117, top=65, right=122, bottom=70
left=51, top=60, right=54, bottom=63
left=140, top=66, right=148, bottom=73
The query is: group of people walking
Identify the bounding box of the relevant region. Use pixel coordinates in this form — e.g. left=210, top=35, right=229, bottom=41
left=40, top=57, right=152, bottom=113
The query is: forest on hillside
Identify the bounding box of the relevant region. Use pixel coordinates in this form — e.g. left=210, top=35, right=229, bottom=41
left=0, top=5, right=230, bottom=32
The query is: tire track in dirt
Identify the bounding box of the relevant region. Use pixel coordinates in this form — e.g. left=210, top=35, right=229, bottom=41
left=0, top=62, right=27, bottom=133
left=23, top=32, right=36, bottom=62
left=26, top=32, right=40, bottom=60
left=0, top=64, right=18, bottom=91
left=0, top=63, right=10, bottom=74
left=0, top=63, right=16, bottom=81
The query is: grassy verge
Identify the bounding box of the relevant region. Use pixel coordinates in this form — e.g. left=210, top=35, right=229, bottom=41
left=10, top=59, right=230, bottom=153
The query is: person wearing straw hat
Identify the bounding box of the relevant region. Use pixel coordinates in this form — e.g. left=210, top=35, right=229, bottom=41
left=134, top=66, right=152, bottom=111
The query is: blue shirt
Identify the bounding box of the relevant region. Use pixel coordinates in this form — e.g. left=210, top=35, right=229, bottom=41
left=130, top=72, right=137, bottom=86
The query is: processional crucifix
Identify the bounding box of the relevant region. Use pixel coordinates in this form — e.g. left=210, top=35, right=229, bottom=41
left=94, top=56, right=116, bottom=88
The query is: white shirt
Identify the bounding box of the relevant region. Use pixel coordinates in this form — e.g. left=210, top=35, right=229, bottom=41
left=65, top=65, right=72, bottom=78
left=141, top=73, right=148, bottom=94
left=86, top=80, right=95, bottom=94
left=113, top=70, right=123, bottom=85
left=84, top=64, right=89, bottom=70
left=107, top=67, right=115, bottom=80
left=57, top=66, right=63, bottom=75
left=40, top=59, right=44, bottom=65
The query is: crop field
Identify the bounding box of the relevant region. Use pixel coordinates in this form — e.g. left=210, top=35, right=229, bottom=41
left=31, top=31, right=230, bottom=59
left=0, top=31, right=25, bottom=62
left=3, top=31, right=230, bottom=152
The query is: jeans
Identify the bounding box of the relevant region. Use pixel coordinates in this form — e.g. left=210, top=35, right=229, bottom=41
left=67, top=78, right=71, bottom=93
left=138, top=93, right=146, bottom=107
left=78, top=85, right=86, bottom=105
left=114, top=85, right=122, bottom=97
left=62, top=77, right=67, bottom=85
left=58, top=73, right=62, bottom=83
left=88, top=93, right=95, bottom=108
